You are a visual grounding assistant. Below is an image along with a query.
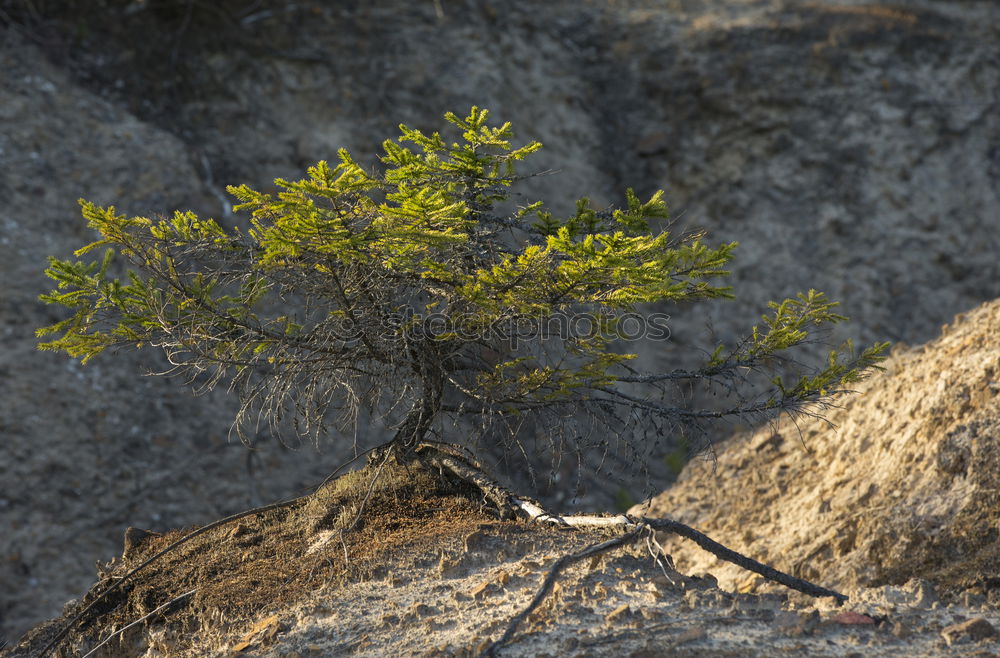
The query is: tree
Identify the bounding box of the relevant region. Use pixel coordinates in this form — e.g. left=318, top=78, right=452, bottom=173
left=34, top=110, right=891, bottom=656
left=37, top=107, right=886, bottom=492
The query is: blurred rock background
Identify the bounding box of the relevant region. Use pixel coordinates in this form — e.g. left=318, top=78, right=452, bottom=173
left=1, top=0, right=997, bottom=643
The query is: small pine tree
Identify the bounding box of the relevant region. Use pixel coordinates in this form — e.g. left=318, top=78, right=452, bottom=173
left=38, top=108, right=886, bottom=490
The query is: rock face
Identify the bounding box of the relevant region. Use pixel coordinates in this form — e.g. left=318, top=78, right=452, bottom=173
left=34, top=0, right=1000, bottom=353
left=617, top=1, right=1000, bottom=356
left=1, top=0, right=998, bottom=643
left=634, top=298, right=1000, bottom=598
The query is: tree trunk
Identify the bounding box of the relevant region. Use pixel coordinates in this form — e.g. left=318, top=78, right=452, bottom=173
left=392, top=345, right=445, bottom=450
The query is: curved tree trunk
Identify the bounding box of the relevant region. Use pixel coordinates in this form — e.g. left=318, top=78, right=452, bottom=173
left=392, top=344, right=445, bottom=450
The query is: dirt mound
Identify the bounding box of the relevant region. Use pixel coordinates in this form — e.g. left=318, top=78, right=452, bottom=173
left=8, top=461, right=689, bottom=657
left=634, top=297, right=1000, bottom=600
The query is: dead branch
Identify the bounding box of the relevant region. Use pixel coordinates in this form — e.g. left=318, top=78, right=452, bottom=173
left=640, top=516, right=847, bottom=603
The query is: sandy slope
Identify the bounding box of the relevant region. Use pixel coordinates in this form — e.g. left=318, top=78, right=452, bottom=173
left=8, top=484, right=1000, bottom=656
left=635, top=299, right=1000, bottom=601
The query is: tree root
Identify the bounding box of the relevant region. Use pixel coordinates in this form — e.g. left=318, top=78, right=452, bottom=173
left=413, top=443, right=849, bottom=656
left=640, top=517, right=846, bottom=602
left=480, top=529, right=644, bottom=657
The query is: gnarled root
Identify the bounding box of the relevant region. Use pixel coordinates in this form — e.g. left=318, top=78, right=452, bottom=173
left=410, top=441, right=848, bottom=656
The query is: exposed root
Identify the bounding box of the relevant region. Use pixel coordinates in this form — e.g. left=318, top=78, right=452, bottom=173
left=415, top=443, right=519, bottom=519
left=640, top=516, right=848, bottom=603
left=415, top=441, right=849, bottom=655
left=480, top=528, right=644, bottom=657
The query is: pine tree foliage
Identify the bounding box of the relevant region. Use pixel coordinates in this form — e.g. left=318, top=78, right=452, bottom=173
left=38, top=108, right=887, bottom=475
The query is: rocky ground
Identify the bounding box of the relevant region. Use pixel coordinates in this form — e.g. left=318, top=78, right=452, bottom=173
left=2, top=0, right=999, bottom=650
